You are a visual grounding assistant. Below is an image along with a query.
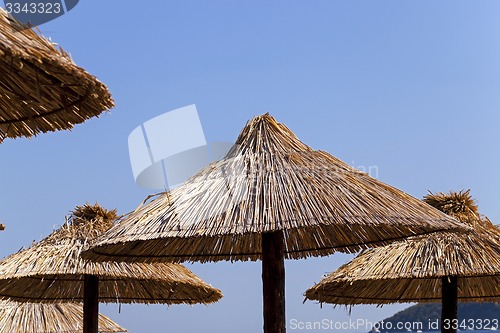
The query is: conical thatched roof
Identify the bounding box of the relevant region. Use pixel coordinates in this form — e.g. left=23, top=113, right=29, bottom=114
left=305, top=190, right=500, bottom=305
left=0, top=203, right=222, bottom=304
left=0, top=8, right=114, bottom=142
left=84, top=114, right=467, bottom=263
left=0, top=300, right=126, bottom=333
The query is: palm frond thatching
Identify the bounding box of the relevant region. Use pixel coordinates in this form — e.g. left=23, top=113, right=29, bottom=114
left=305, top=190, right=500, bottom=305
left=0, top=203, right=222, bottom=304
left=0, top=8, right=114, bottom=141
left=0, top=300, right=126, bottom=333
left=84, top=114, right=467, bottom=263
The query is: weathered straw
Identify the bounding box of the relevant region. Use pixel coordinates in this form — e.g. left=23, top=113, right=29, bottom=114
left=84, top=114, right=467, bottom=263
left=0, top=203, right=222, bottom=304
left=0, top=300, right=126, bottom=333
left=305, top=190, right=500, bottom=304
left=0, top=8, right=114, bottom=141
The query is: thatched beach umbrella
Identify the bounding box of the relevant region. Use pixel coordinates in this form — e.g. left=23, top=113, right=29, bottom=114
left=0, top=8, right=114, bottom=142
left=0, top=203, right=222, bottom=333
left=305, top=190, right=500, bottom=333
left=84, top=114, right=467, bottom=333
left=0, top=300, right=126, bottom=333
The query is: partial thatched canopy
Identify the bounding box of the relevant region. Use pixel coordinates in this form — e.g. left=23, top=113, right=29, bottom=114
left=0, top=8, right=114, bottom=141
left=84, top=114, right=467, bottom=263
left=0, top=300, right=126, bottom=333
left=0, top=204, right=222, bottom=304
left=305, top=190, right=500, bottom=305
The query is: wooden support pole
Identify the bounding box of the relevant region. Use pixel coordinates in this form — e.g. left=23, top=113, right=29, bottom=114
left=441, top=276, right=458, bottom=333
left=83, top=274, right=99, bottom=333
left=262, top=231, right=286, bottom=333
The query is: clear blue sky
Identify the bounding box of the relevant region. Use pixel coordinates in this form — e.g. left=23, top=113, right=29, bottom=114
left=1, top=1, right=499, bottom=332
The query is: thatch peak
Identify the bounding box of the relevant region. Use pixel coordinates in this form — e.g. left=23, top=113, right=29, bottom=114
left=423, top=190, right=490, bottom=227
left=233, top=113, right=310, bottom=155
left=47, top=203, right=118, bottom=244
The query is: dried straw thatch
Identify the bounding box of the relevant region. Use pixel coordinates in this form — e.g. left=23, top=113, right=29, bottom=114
left=0, top=300, right=126, bottom=333
left=305, top=190, right=500, bottom=305
left=0, top=8, right=114, bottom=141
left=0, top=203, right=222, bottom=304
left=85, top=114, right=467, bottom=263
left=423, top=190, right=498, bottom=239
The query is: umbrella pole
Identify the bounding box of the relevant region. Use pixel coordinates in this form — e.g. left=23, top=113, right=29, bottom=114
left=262, top=231, right=286, bottom=333
left=84, top=274, right=99, bottom=333
left=441, top=276, right=458, bottom=333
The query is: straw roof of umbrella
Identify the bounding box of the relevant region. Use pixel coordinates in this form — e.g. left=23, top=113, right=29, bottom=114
left=305, top=190, right=500, bottom=305
left=0, top=203, right=222, bottom=304
left=0, top=300, right=126, bottom=333
left=85, top=114, right=467, bottom=263
left=0, top=8, right=114, bottom=141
